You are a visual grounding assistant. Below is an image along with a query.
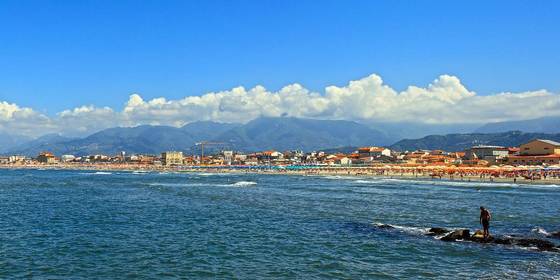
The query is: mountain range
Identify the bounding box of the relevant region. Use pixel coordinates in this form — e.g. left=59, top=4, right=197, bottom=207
left=0, top=132, right=32, bottom=153
left=5, top=117, right=390, bottom=156
left=390, top=131, right=560, bottom=152
left=3, top=116, right=560, bottom=156
left=475, top=116, right=560, bottom=134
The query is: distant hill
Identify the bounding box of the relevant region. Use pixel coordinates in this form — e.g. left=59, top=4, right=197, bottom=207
left=181, top=121, right=241, bottom=140
left=8, top=121, right=239, bottom=156
left=365, top=121, right=480, bottom=141
left=212, top=117, right=390, bottom=152
left=390, top=131, right=560, bottom=152
left=7, top=117, right=390, bottom=156
left=475, top=116, right=560, bottom=134
left=0, top=132, right=32, bottom=153
left=8, top=133, right=76, bottom=156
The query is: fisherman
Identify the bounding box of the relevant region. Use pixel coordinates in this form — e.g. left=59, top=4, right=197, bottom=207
left=479, top=206, right=492, bottom=239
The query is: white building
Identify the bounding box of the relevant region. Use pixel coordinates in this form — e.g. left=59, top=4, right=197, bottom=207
left=61, top=155, right=76, bottom=162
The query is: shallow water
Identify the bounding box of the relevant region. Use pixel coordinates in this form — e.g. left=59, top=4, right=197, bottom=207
left=1, top=169, right=559, bottom=279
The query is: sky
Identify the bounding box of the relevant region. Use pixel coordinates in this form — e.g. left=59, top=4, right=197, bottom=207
left=0, top=0, right=559, bottom=137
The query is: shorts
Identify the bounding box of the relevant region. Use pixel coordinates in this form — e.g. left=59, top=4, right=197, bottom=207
left=482, top=220, right=489, bottom=230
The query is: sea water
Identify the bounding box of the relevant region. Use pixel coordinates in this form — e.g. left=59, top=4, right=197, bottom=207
left=1, top=169, right=559, bottom=279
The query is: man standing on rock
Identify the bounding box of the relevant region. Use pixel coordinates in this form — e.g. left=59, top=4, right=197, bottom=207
left=480, top=206, right=492, bottom=239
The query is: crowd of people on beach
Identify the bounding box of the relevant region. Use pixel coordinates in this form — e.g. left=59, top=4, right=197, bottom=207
left=2, top=162, right=560, bottom=184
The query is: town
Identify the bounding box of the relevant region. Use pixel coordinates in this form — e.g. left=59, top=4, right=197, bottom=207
left=1, top=139, right=559, bottom=180
left=2, top=138, right=559, bottom=167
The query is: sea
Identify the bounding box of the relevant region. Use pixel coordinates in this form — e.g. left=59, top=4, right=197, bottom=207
left=1, top=169, right=559, bottom=279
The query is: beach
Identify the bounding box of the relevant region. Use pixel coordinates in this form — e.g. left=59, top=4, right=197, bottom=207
left=2, top=163, right=559, bottom=186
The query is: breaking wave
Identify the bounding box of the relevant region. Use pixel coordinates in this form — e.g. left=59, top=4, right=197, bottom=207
left=349, top=177, right=560, bottom=190
left=323, top=175, right=357, bottom=180
left=149, top=181, right=257, bottom=188
left=354, top=180, right=384, bottom=184
left=80, top=171, right=112, bottom=175
left=372, top=222, right=429, bottom=235
left=230, top=181, right=257, bottom=187
left=532, top=226, right=550, bottom=236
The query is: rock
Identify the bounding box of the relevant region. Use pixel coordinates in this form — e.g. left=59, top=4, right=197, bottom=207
left=493, top=238, right=513, bottom=245
left=469, top=230, right=494, bottom=243
left=371, top=222, right=560, bottom=252
left=549, top=231, right=560, bottom=239
left=376, top=224, right=394, bottom=229
left=426, top=227, right=449, bottom=236
left=441, top=229, right=470, bottom=242
left=471, top=229, right=485, bottom=239
left=513, top=238, right=558, bottom=251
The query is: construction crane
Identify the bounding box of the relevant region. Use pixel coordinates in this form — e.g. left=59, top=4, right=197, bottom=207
left=195, top=141, right=225, bottom=165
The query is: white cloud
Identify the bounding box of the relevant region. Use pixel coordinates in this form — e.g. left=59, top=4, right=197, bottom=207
left=0, top=73, right=559, bottom=137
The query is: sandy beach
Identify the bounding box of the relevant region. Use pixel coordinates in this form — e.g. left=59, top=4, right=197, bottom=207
left=2, top=163, right=559, bottom=186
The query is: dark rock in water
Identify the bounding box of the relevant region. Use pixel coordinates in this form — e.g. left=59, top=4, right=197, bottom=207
left=441, top=229, right=470, bottom=242
left=376, top=224, right=395, bottom=229
left=374, top=223, right=560, bottom=252
left=513, top=238, right=558, bottom=251
left=469, top=236, right=494, bottom=243
left=493, top=238, right=513, bottom=245
left=427, top=227, right=449, bottom=236
left=549, top=231, right=560, bottom=239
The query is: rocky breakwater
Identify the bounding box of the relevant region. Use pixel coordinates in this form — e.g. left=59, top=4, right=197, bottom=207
left=376, top=224, right=560, bottom=252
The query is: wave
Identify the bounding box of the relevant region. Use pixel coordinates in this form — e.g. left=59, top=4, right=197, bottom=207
left=353, top=177, right=560, bottom=190
left=80, top=171, right=112, bottom=175
left=532, top=226, right=550, bottom=236
left=354, top=179, right=384, bottom=184
left=149, top=182, right=206, bottom=187
left=196, top=172, right=235, bottom=176
left=148, top=181, right=257, bottom=188
left=323, top=175, right=358, bottom=180
left=230, top=181, right=257, bottom=187
left=372, top=222, right=429, bottom=235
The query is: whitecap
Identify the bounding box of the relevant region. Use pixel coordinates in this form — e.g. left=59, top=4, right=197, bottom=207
left=323, top=175, right=357, bottom=180
left=148, top=181, right=257, bottom=188
left=229, top=181, right=257, bottom=187
left=80, top=171, right=112, bottom=175
left=354, top=179, right=383, bottom=184
left=531, top=226, right=550, bottom=236
left=372, top=222, right=429, bottom=235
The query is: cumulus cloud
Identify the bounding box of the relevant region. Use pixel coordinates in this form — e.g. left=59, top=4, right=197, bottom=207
left=0, top=101, right=54, bottom=136
left=1, top=73, right=559, bottom=137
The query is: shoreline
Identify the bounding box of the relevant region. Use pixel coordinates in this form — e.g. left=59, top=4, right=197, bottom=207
left=1, top=164, right=559, bottom=186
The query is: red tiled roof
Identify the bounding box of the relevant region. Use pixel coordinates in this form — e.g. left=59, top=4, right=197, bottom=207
left=508, top=154, right=560, bottom=159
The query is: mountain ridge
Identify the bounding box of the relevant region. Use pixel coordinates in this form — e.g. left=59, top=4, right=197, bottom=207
left=475, top=116, right=560, bottom=134
left=390, top=131, right=560, bottom=151
left=5, top=118, right=390, bottom=156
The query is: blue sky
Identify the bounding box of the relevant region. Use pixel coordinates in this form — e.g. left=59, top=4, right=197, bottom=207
left=1, top=0, right=558, bottom=115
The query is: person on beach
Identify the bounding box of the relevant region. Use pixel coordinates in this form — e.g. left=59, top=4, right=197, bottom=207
left=479, top=206, right=491, bottom=239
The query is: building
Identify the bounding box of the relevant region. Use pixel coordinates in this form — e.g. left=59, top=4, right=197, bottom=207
left=37, top=152, right=57, bottom=164
left=258, top=150, right=284, bottom=163
left=222, top=150, right=234, bottom=165
left=8, top=155, right=26, bottom=163
left=358, top=147, right=391, bottom=158
left=519, top=139, right=560, bottom=156
left=61, top=155, right=76, bottom=162
left=507, top=139, right=560, bottom=165
left=464, top=145, right=509, bottom=164
left=335, top=156, right=352, bottom=165
left=161, top=151, right=184, bottom=166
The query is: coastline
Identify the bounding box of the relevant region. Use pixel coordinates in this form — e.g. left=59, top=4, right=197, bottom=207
left=1, top=164, right=559, bottom=186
